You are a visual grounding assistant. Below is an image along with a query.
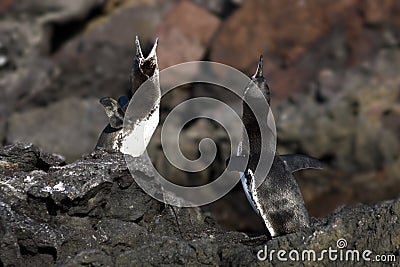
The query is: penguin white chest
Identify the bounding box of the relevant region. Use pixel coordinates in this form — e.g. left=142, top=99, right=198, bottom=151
left=116, top=105, right=160, bottom=157
left=237, top=141, right=259, bottom=213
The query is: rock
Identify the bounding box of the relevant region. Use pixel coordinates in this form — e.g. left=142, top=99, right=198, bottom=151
left=190, top=0, right=240, bottom=17
left=0, top=0, right=107, bottom=106
left=276, top=48, right=400, bottom=217
left=361, top=0, right=395, bottom=25
left=0, top=21, right=46, bottom=140
left=0, top=200, right=64, bottom=266
left=0, top=143, right=399, bottom=266
left=0, top=0, right=174, bottom=160
left=59, top=250, right=113, bottom=267
left=0, top=143, right=65, bottom=174
left=1, top=0, right=400, bottom=241
left=156, top=0, right=221, bottom=69
left=28, top=2, right=171, bottom=106
left=210, top=0, right=354, bottom=72
left=6, top=97, right=107, bottom=161
left=210, top=0, right=400, bottom=99
left=0, top=0, right=13, bottom=14
left=0, top=0, right=106, bottom=152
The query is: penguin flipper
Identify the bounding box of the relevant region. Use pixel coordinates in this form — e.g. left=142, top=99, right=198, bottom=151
left=117, top=95, right=129, bottom=112
left=99, top=97, right=125, bottom=129
left=281, top=154, right=324, bottom=173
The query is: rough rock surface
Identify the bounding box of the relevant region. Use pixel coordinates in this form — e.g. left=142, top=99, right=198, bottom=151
left=0, top=0, right=175, bottom=161
left=276, top=47, right=400, bottom=216
left=210, top=0, right=400, bottom=98
left=1, top=0, right=400, bottom=234
left=0, top=143, right=399, bottom=266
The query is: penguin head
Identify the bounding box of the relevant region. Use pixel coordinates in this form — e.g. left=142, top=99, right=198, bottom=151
left=244, top=55, right=271, bottom=105
left=131, top=36, right=159, bottom=93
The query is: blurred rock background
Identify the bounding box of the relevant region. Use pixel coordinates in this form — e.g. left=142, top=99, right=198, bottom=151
left=1, top=0, right=400, bottom=232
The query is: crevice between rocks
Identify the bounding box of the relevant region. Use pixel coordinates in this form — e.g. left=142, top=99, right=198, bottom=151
left=48, top=5, right=105, bottom=54
left=19, top=243, right=57, bottom=263
left=1, top=119, right=9, bottom=147
left=170, top=206, right=184, bottom=239
left=35, top=157, right=51, bottom=172
left=132, top=215, right=144, bottom=225
left=27, top=194, right=63, bottom=217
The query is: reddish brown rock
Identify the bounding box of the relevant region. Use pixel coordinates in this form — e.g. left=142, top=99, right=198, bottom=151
left=0, top=0, right=13, bottom=13
left=211, top=0, right=354, bottom=70
left=156, top=0, right=221, bottom=69
left=210, top=0, right=400, bottom=99
left=361, top=0, right=395, bottom=25
left=209, top=0, right=357, bottom=98
left=270, top=67, right=309, bottom=99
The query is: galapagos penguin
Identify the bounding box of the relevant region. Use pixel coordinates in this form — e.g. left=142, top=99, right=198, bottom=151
left=232, top=55, right=324, bottom=237
left=95, top=36, right=160, bottom=156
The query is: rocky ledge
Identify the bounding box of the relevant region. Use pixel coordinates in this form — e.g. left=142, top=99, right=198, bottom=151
left=0, top=143, right=399, bottom=266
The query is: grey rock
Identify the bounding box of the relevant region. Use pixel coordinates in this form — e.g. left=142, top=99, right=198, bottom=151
left=7, top=97, right=107, bottom=161
left=277, top=49, right=400, bottom=170
left=0, top=200, right=64, bottom=266
left=0, top=0, right=173, bottom=161
left=58, top=249, right=113, bottom=267
left=276, top=48, right=400, bottom=216
left=0, top=143, right=65, bottom=174
left=45, top=2, right=171, bottom=104
left=0, top=0, right=106, bottom=144
left=0, top=143, right=399, bottom=266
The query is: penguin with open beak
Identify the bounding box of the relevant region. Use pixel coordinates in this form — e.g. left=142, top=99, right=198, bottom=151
left=95, top=36, right=160, bottom=157
left=229, top=55, right=324, bottom=237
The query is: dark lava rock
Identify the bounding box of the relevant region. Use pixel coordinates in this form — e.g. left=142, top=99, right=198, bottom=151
left=0, top=143, right=399, bottom=266
left=0, top=143, right=65, bottom=174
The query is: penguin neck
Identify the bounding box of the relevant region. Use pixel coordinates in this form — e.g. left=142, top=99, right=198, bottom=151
left=251, top=77, right=270, bottom=105
left=242, top=103, right=261, bottom=167
left=129, top=71, right=161, bottom=121
left=241, top=94, right=271, bottom=167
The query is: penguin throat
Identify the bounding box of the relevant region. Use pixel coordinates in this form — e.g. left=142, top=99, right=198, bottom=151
left=114, top=103, right=160, bottom=157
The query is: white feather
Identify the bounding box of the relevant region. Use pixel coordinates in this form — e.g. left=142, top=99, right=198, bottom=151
left=238, top=141, right=277, bottom=237
left=117, top=104, right=159, bottom=157
left=248, top=169, right=277, bottom=237
left=237, top=142, right=259, bottom=212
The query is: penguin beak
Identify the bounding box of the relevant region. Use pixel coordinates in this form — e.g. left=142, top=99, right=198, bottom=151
left=146, top=37, right=158, bottom=60
left=254, top=54, right=263, bottom=78
left=131, top=36, right=160, bottom=94
left=133, top=36, right=158, bottom=76
left=135, top=35, right=144, bottom=59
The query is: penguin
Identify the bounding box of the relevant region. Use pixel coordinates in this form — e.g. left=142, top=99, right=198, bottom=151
left=95, top=36, right=160, bottom=156
left=229, top=55, right=324, bottom=237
